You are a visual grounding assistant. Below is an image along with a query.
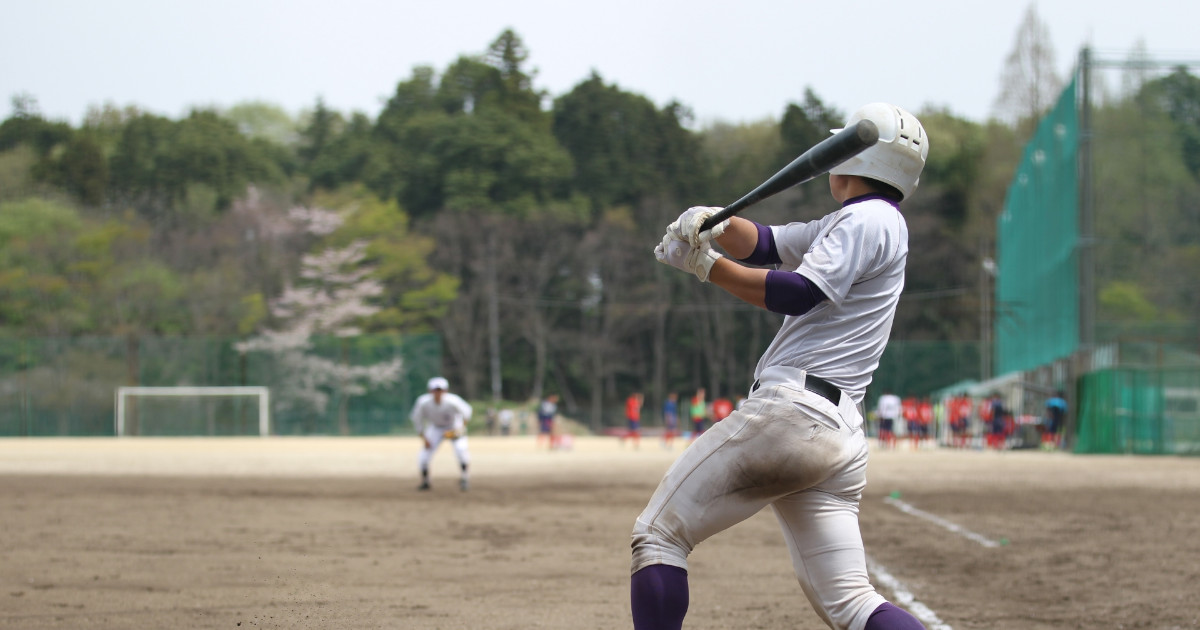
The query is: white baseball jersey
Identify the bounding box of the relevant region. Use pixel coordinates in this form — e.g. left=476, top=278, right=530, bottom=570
left=754, top=196, right=908, bottom=404
left=410, top=392, right=472, bottom=434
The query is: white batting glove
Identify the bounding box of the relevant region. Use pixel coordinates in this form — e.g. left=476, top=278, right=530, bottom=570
left=688, top=242, right=722, bottom=282
left=666, top=206, right=729, bottom=245
left=654, top=233, right=692, bottom=274
left=654, top=233, right=723, bottom=282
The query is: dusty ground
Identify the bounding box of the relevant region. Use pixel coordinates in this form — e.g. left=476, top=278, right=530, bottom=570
left=2, top=436, right=1199, bottom=629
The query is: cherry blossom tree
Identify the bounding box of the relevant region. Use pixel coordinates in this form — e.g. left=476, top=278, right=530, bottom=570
left=236, top=205, right=402, bottom=434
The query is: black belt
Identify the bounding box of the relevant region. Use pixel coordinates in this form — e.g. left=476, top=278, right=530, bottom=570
left=751, top=374, right=842, bottom=404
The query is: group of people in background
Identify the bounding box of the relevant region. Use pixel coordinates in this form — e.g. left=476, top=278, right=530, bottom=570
left=407, top=375, right=1071, bottom=496
left=618, top=388, right=741, bottom=450
left=874, top=392, right=941, bottom=450
left=873, top=389, right=1068, bottom=451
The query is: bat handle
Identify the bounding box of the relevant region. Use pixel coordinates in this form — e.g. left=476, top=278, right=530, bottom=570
left=698, top=204, right=741, bottom=234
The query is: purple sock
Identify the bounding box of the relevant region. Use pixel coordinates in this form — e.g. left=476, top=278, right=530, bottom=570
left=630, top=564, right=689, bottom=630
left=865, top=602, right=926, bottom=629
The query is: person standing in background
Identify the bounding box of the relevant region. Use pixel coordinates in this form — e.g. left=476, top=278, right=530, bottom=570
left=902, top=396, right=920, bottom=450
left=688, top=388, right=707, bottom=441
left=1044, top=390, right=1067, bottom=449
left=498, top=407, right=514, bottom=436
left=917, top=398, right=934, bottom=449
left=661, top=393, right=679, bottom=449
left=622, top=392, right=644, bottom=449
left=536, top=394, right=559, bottom=449
left=711, top=396, right=733, bottom=424
left=876, top=391, right=901, bottom=450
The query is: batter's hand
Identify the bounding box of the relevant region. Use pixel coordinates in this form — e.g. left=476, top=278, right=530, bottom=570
left=655, top=233, right=722, bottom=282
left=667, top=206, right=728, bottom=245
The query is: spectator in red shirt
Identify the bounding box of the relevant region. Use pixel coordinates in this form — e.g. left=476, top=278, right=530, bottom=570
left=711, top=397, right=733, bottom=424
left=902, top=397, right=919, bottom=450
left=917, top=398, right=934, bottom=448
left=621, top=392, right=644, bottom=449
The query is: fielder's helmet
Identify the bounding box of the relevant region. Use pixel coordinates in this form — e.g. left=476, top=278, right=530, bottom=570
left=427, top=376, right=449, bottom=391
left=829, top=103, right=928, bottom=200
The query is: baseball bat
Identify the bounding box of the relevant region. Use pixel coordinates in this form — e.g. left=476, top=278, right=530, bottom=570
left=698, top=119, right=880, bottom=232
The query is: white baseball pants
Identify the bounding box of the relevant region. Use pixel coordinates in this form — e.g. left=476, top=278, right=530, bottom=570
left=630, top=374, right=886, bottom=630
left=419, top=425, right=470, bottom=471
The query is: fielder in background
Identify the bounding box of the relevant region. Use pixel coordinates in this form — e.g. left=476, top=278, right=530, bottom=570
left=410, top=376, right=473, bottom=492
left=637, top=103, right=929, bottom=630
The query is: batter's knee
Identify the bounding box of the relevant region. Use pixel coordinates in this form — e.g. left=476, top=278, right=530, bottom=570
left=630, top=517, right=689, bottom=575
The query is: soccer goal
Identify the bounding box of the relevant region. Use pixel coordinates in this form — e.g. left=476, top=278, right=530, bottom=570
left=114, top=386, right=271, bottom=437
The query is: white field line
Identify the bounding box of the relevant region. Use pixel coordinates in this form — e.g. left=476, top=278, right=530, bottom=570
left=884, top=496, right=1003, bottom=548
left=866, top=557, right=954, bottom=630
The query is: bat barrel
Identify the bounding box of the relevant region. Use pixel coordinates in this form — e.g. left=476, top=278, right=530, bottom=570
left=697, top=119, right=880, bottom=233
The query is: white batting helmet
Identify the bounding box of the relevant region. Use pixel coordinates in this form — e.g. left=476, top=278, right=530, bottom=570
left=427, top=376, right=449, bottom=391
left=829, top=103, right=928, bottom=200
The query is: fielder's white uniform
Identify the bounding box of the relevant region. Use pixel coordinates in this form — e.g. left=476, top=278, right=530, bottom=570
left=632, top=196, right=907, bottom=630
left=411, top=391, right=473, bottom=472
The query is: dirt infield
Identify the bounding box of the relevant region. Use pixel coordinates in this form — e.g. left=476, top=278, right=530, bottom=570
left=2, top=436, right=1198, bottom=629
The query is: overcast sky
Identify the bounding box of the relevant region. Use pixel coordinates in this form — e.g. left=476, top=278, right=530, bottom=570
left=3, top=0, right=1198, bottom=128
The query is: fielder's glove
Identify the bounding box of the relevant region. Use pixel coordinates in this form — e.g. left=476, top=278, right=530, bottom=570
left=667, top=206, right=729, bottom=245
left=443, top=430, right=461, bottom=440
left=654, top=233, right=722, bottom=282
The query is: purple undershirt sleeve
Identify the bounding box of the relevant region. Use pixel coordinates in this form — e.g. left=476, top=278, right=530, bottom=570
left=764, top=270, right=828, bottom=316
left=735, top=222, right=780, bottom=267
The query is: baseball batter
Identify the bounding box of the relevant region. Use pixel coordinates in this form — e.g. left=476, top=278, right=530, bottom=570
left=636, top=103, right=929, bottom=630
left=410, top=376, right=473, bottom=491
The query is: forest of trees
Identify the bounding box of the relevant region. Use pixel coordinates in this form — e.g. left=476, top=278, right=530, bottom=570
left=3, top=14, right=1199, bottom=428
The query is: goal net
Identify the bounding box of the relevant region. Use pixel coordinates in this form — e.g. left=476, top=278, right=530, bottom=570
left=115, top=386, right=271, bottom=437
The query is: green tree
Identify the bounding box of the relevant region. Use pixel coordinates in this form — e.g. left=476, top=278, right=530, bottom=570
left=0, top=198, right=168, bottom=335
left=552, top=72, right=685, bottom=212
left=0, top=99, right=73, bottom=156
left=701, top=118, right=782, bottom=208
left=110, top=109, right=286, bottom=217
left=43, top=134, right=109, bottom=206
left=1137, top=67, right=1200, bottom=179
left=0, top=144, right=38, bottom=201
left=778, top=88, right=844, bottom=167
left=298, top=97, right=343, bottom=172
left=1092, top=77, right=1200, bottom=327
left=0, top=198, right=85, bottom=333
left=306, top=112, right=390, bottom=193
left=374, top=31, right=579, bottom=220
